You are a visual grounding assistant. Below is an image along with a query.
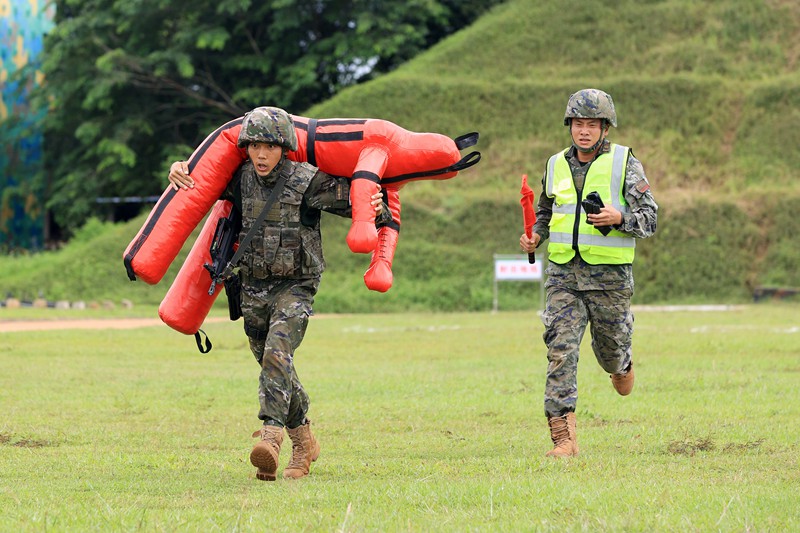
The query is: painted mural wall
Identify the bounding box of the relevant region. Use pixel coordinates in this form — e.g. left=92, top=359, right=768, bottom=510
left=0, top=0, right=54, bottom=249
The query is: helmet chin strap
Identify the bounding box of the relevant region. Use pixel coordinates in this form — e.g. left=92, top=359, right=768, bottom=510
left=575, top=135, right=604, bottom=154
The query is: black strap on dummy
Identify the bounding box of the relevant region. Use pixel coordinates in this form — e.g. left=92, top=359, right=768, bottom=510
left=454, top=131, right=479, bottom=150
left=194, top=329, right=212, bottom=353
left=379, top=131, right=481, bottom=186
left=380, top=150, right=481, bottom=185
left=306, top=119, right=318, bottom=167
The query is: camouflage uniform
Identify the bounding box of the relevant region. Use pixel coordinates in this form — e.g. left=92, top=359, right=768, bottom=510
left=532, top=139, right=658, bottom=417
left=232, top=156, right=355, bottom=428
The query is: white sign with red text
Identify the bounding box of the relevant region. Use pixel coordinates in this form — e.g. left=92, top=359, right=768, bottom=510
left=494, top=256, right=542, bottom=281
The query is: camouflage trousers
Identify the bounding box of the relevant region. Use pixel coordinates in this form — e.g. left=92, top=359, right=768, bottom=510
left=541, top=285, right=633, bottom=417
left=240, top=277, right=319, bottom=428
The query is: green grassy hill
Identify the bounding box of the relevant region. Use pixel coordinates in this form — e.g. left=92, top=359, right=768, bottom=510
left=2, top=0, right=799, bottom=311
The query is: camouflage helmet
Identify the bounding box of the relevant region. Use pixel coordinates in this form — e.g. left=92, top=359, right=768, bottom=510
left=563, top=89, right=617, bottom=128
left=238, top=106, right=298, bottom=151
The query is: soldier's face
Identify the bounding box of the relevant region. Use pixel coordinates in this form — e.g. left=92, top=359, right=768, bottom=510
left=247, top=142, right=282, bottom=176
left=570, top=119, right=605, bottom=150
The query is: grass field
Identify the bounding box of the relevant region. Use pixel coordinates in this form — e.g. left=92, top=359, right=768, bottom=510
left=1, top=304, right=798, bottom=531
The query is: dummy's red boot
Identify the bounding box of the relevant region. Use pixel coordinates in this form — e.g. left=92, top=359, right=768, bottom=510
left=363, top=227, right=398, bottom=292
left=346, top=148, right=388, bottom=253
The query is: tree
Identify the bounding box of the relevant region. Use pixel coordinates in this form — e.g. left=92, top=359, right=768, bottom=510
left=31, top=0, right=502, bottom=234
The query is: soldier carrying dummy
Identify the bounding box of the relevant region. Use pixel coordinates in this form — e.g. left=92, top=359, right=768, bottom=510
left=168, top=107, right=387, bottom=481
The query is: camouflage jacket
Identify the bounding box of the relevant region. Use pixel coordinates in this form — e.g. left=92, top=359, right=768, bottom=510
left=225, top=159, right=341, bottom=282
left=532, top=140, right=659, bottom=290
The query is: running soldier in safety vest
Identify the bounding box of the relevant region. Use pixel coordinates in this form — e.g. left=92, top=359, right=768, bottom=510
left=519, top=89, right=658, bottom=458
left=172, top=107, right=387, bottom=480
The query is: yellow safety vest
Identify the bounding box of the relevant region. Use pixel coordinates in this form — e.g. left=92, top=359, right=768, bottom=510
left=545, top=144, right=635, bottom=265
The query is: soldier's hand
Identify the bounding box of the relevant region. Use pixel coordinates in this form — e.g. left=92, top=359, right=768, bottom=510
left=168, top=161, right=194, bottom=191
left=520, top=233, right=539, bottom=253
left=587, top=205, right=623, bottom=227
left=370, top=189, right=385, bottom=214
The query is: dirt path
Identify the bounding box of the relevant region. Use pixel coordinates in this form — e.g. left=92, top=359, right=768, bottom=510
left=0, top=306, right=743, bottom=333
left=0, top=316, right=229, bottom=333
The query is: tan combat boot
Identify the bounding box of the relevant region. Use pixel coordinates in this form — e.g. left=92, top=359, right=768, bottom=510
left=283, top=420, right=321, bottom=479
left=250, top=425, right=284, bottom=481
left=611, top=362, right=634, bottom=396
left=545, top=412, right=578, bottom=458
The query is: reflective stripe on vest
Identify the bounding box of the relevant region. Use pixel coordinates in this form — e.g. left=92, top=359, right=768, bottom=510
left=545, top=144, right=635, bottom=265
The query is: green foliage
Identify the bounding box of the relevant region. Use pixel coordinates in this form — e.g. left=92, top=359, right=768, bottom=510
left=307, top=0, right=800, bottom=305
left=757, top=195, right=800, bottom=287
left=317, top=200, right=530, bottom=312
left=4, top=0, right=800, bottom=307
left=0, top=86, right=46, bottom=249
left=32, top=0, right=501, bottom=232
left=0, top=213, right=202, bottom=305
left=69, top=216, right=112, bottom=244
left=634, top=201, right=761, bottom=303
left=1, top=308, right=798, bottom=530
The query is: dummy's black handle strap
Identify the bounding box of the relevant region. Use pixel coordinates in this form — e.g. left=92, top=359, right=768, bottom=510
left=307, top=119, right=318, bottom=167
left=194, top=329, right=213, bottom=354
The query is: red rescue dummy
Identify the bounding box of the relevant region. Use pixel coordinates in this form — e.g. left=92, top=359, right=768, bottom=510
left=158, top=200, right=234, bottom=336
left=124, top=119, right=244, bottom=285
left=289, top=117, right=479, bottom=256
left=125, top=113, right=479, bottom=337
left=124, top=115, right=479, bottom=288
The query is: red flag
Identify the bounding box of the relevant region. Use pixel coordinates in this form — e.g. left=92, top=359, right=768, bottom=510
left=519, top=174, right=537, bottom=263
